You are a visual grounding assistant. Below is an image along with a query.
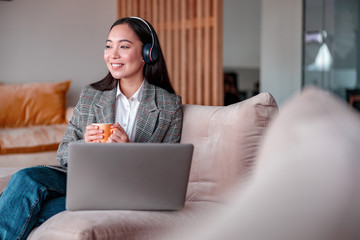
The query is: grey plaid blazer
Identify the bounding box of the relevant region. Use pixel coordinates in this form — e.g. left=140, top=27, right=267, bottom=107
left=57, top=81, right=183, bottom=167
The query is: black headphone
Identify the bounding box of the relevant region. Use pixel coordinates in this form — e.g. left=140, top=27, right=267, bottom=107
left=129, top=17, right=159, bottom=63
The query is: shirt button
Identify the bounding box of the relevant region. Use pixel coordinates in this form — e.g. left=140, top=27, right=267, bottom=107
left=131, top=98, right=134, bottom=102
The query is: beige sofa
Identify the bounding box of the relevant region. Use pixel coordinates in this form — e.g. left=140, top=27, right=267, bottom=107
left=2, top=86, right=358, bottom=239
left=0, top=91, right=278, bottom=239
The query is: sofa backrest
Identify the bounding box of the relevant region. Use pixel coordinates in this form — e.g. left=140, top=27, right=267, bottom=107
left=181, top=92, right=278, bottom=202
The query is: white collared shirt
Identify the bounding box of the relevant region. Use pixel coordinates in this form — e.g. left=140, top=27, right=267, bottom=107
left=115, top=80, right=144, bottom=142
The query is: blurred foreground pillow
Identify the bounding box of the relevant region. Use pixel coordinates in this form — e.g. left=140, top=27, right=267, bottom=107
left=180, top=86, right=360, bottom=240
left=0, top=80, right=71, bottom=128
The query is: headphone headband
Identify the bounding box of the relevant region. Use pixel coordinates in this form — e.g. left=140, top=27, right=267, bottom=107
left=129, top=17, right=155, bottom=47
left=129, top=16, right=159, bottom=63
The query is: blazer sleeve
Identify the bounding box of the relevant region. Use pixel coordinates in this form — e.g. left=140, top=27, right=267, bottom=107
left=162, top=95, right=183, bottom=143
left=56, top=90, right=87, bottom=167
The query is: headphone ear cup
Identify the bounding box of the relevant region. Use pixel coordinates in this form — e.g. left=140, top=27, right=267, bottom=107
left=142, top=43, right=152, bottom=63
left=150, top=43, right=159, bottom=62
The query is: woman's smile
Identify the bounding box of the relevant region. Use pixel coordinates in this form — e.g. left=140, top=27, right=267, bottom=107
left=111, top=63, right=124, bottom=70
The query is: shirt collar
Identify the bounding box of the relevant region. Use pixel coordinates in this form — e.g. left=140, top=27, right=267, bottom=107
left=116, top=79, right=145, bottom=101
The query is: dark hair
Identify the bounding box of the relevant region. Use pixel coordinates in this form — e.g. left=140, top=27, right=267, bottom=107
left=90, top=17, right=175, bottom=94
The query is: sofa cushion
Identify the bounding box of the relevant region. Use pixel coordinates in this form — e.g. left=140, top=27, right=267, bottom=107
left=186, top=87, right=360, bottom=240
left=0, top=124, right=67, bottom=154
left=0, top=80, right=71, bottom=128
left=181, top=92, right=278, bottom=202
left=27, top=201, right=220, bottom=240
left=0, top=168, right=24, bottom=193
left=0, top=152, right=58, bottom=167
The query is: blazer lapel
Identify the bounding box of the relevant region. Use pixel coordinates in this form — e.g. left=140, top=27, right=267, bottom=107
left=94, top=87, right=117, bottom=123
left=135, top=81, right=159, bottom=142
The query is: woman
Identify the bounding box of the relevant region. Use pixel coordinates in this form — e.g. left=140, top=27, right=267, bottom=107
left=0, top=17, right=182, bottom=240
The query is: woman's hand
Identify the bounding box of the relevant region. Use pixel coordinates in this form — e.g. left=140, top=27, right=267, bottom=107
left=107, top=123, right=130, bottom=143
left=84, top=125, right=104, bottom=143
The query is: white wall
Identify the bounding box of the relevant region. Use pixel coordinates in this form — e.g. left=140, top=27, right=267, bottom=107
left=260, top=0, right=303, bottom=106
left=223, top=0, right=261, bottom=69
left=0, top=0, right=117, bottom=106
left=224, top=0, right=304, bottom=106
left=223, top=0, right=261, bottom=97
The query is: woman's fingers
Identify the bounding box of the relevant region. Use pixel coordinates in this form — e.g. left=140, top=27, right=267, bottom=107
left=111, top=123, right=124, bottom=132
left=84, top=123, right=130, bottom=143
left=108, top=124, right=130, bottom=143
left=84, top=125, right=104, bottom=143
left=107, top=130, right=130, bottom=143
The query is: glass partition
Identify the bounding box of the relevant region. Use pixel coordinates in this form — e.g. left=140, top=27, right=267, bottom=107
left=303, top=0, right=360, bottom=110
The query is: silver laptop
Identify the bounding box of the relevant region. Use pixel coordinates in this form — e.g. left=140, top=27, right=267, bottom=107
left=66, top=142, right=193, bottom=211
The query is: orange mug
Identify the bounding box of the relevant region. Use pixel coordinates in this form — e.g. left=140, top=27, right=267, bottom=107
left=91, top=123, right=116, bottom=143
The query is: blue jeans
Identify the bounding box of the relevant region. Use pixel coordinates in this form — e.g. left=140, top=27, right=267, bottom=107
left=0, top=167, right=66, bottom=240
